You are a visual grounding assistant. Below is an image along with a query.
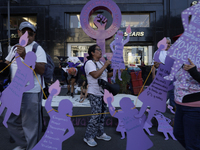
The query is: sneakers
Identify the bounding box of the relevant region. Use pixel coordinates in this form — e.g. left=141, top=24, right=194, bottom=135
left=96, top=133, right=111, bottom=141
left=84, top=138, right=97, bottom=147
left=13, top=146, right=26, bottom=150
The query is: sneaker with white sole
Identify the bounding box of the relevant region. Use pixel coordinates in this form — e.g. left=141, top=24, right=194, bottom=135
left=84, top=138, right=97, bottom=147
left=96, top=133, right=111, bottom=141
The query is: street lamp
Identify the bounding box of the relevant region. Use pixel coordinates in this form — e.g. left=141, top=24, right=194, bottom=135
left=7, top=0, right=19, bottom=53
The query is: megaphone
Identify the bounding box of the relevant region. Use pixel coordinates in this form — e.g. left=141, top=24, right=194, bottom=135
left=98, top=79, right=120, bottom=96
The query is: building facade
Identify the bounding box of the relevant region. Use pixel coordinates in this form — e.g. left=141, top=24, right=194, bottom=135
left=0, top=0, right=196, bottom=66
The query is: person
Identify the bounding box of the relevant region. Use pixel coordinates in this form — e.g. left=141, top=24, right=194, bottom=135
left=65, top=67, right=78, bottom=98
left=58, top=57, right=68, bottom=85
left=173, top=58, right=200, bottom=149
left=5, top=21, right=47, bottom=150
left=79, top=80, right=88, bottom=103
left=152, top=37, right=176, bottom=109
left=83, top=44, right=113, bottom=147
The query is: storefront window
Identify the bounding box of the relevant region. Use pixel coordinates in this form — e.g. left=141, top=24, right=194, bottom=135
left=71, top=45, right=90, bottom=57
left=123, top=46, right=149, bottom=66
left=70, top=14, right=100, bottom=29
left=4, top=15, right=37, bottom=30
left=121, top=14, right=150, bottom=28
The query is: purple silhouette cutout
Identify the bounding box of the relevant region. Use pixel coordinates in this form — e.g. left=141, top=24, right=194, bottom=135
left=153, top=37, right=167, bottom=63
left=80, top=0, right=121, bottom=55
left=154, top=112, right=176, bottom=141
left=32, top=80, right=75, bottom=150
left=116, top=118, right=126, bottom=139
left=104, top=90, right=153, bottom=150
left=110, top=26, right=130, bottom=81
left=135, top=39, right=175, bottom=130
left=164, top=1, right=200, bottom=82
left=0, top=52, right=36, bottom=128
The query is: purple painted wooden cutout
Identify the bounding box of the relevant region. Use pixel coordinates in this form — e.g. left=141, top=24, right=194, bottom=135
left=106, top=90, right=153, bottom=150
left=32, top=80, right=75, bottom=150
left=110, top=26, right=130, bottom=81
left=135, top=55, right=175, bottom=130
left=154, top=112, right=176, bottom=140
left=19, top=31, right=28, bottom=47
left=153, top=37, right=167, bottom=63
left=80, top=0, right=121, bottom=55
left=0, top=52, right=36, bottom=128
left=164, top=1, right=200, bottom=82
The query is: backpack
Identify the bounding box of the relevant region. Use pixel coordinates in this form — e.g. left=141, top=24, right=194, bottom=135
left=32, top=43, right=55, bottom=83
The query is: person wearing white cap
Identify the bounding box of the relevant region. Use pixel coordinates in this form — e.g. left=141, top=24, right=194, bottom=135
left=5, top=21, right=47, bottom=150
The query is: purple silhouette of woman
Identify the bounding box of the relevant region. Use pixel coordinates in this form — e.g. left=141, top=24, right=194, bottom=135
left=0, top=51, right=36, bottom=127
left=32, top=80, right=75, bottom=150
left=107, top=95, right=153, bottom=150
left=110, top=30, right=130, bottom=81
left=164, top=1, right=200, bottom=82
left=134, top=39, right=174, bottom=130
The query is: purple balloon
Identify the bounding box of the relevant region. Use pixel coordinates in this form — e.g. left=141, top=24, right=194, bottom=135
left=164, top=2, right=200, bottom=82
left=0, top=52, right=36, bottom=128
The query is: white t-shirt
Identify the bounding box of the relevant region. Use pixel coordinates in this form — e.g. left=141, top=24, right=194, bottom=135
left=152, top=50, right=167, bottom=64
left=5, top=41, right=47, bottom=93
left=85, top=60, right=107, bottom=96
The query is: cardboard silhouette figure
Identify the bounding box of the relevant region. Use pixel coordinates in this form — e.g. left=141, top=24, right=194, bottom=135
left=0, top=52, right=36, bottom=128
left=164, top=1, right=200, bottom=82
left=135, top=38, right=174, bottom=131
left=105, top=90, right=153, bottom=150
left=110, top=26, right=131, bottom=81
left=32, top=80, right=75, bottom=150
left=154, top=112, right=176, bottom=141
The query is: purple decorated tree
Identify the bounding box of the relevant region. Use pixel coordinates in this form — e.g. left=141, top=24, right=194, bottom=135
left=32, top=80, right=75, bottom=150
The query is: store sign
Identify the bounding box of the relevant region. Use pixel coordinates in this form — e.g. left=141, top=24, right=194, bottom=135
left=124, top=31, right=144, bottom=37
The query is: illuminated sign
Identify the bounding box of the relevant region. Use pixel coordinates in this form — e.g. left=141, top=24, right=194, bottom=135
left=124, top=31, right=144, bottom=37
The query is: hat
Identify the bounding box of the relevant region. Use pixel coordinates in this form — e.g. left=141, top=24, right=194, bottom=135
left=19, top=21, right=36, bottom=32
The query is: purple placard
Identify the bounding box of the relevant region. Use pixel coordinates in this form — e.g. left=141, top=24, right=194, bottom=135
left=32, top=80, right=75, bottom=150
left=105, top=90, right=153, bottom=150
left=80, top=0, right=121, bottom=55
left=135, top=41, right=175, bottom=129
left=164, top=2, right=200, bottom=82
left=0, top=52, right=36, bottom=128
left=110, top=26, right=130, bottom=81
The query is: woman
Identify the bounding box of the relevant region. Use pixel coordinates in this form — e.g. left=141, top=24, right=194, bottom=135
left=83, top=44, right=113, bottom=147
left=173, top=58, right=200, bottom=149
left=79, top=80, right=88, bottom=103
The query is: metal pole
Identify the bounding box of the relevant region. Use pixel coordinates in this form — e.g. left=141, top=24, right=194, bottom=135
left=8, top=0, right=11, bottom=53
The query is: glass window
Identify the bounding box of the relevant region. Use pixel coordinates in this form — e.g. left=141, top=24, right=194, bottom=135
left=123, top=46, right=149, bottom=66
left=121, top=14, right=150, bottom=28
left=70, top=14, right=99, bottom=29
left=4, top=15, right=37, bottom=30
left=71, top=45, right=90, bottom=57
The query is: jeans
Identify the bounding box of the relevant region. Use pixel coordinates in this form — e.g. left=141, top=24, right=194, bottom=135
left=173, top=104, right=200, bottom=150
left=167, top=88, right=176, bottom=108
